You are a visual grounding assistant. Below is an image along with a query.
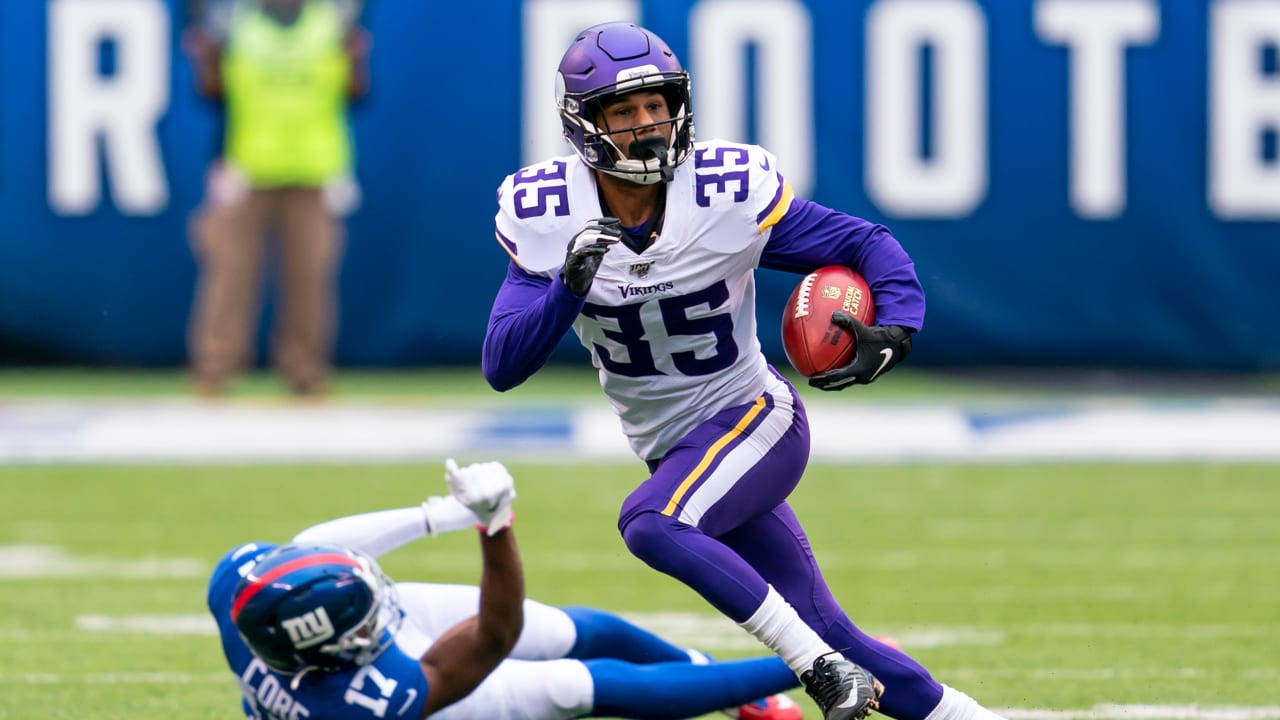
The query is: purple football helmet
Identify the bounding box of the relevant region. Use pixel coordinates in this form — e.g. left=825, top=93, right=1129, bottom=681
left=556, top=22, right=694, bottom=184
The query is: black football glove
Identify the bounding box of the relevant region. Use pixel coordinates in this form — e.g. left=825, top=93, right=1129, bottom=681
left=561, top=217, right=623, bottom=296
left=808, top=312, right=913, bottom=391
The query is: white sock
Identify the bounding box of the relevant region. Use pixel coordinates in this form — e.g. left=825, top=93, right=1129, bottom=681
left=738, top=586, right=835, bottom=676
left=923, top=685, right=1009, bottom=720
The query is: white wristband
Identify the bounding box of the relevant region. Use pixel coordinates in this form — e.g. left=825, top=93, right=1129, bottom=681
left=421, top=495, right=480, bottom=536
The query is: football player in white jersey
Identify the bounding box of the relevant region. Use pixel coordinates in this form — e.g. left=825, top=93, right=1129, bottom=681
left=209, top=459, right=807, bottom=720
left=483, top=21, right=1013, bottom=720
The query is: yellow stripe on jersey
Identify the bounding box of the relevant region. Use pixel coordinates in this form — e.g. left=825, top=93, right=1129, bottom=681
left=757, top=181, right=795, bottom=232
left=494, top=231, right=522, bottom=267
left=660, top=396, right=768, bottom=517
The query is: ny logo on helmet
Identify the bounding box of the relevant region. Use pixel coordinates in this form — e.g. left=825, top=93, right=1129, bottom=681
left=282, top=607, right=336, bottom=649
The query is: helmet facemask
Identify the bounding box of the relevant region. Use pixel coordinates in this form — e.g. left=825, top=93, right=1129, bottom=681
left=314, top=553, right=403, bottom=669
left=555, top=23, right=695, bottom=185
left=561, top=75, right=694, bottom=185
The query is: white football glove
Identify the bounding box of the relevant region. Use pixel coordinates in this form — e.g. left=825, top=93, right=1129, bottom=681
left=444, top=458, right=516, bottom=536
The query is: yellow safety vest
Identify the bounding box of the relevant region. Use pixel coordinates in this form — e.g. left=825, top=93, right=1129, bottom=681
left=222, top=0, right=352, bottom=187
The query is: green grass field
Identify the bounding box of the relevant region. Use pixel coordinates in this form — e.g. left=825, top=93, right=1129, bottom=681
left=1, top=461, right=1277, bottom=719
left=3, top=366, right=1275, bottom=403
left=0, top=368, right=1277, bottom=718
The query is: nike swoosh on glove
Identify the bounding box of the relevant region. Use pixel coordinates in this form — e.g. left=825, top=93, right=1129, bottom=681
left=808, top=313, right=913, bottom=391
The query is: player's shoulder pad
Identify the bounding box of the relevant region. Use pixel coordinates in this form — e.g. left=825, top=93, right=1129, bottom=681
left=494, top=154, right=588, bottom=275
left=690, top=139, right=793, bottom=233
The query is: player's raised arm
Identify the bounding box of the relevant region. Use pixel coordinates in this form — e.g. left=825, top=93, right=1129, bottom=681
left=291, top=481, right=482, bottom=556
left=418, top=459, right=524, bottom=718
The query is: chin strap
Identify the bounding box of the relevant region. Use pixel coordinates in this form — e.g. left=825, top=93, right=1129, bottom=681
left=289, top=665, right=316, bottom=691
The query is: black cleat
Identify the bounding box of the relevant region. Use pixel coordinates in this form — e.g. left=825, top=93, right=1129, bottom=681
left=800, top=654, right=883, bottom=720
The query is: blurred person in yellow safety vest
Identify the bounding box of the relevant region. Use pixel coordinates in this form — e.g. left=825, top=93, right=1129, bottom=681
left=184, top=0, right=369, bottom=397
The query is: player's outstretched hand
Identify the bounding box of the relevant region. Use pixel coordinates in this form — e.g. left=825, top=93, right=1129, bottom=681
left=561, top=217, right=623, bottom=296
left=444, top=458, right=516, bottom=536
left=808, top=313, right=913, bottom=391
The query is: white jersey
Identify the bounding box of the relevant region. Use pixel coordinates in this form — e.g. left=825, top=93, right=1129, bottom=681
left=379, top=583, right=593, bottom=720
left=495, top=140, right=796, bottom=460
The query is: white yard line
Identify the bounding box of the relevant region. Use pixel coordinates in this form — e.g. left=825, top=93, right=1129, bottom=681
left=1000, top=707, right=1280, bottom=720
left=76, top=614, right=216, bottom=635
left=47, top=611, right=1280, bottom=651
left=0, top=673, right=228, bottom=685
left=944, top=668, right=1280, bottom=680
left=9, top=613, right=1280, bottom=719
left=0, top=545, right=203, bottom=579
left=3, top=669, right=1279, bottom=720
left=2, top=400, right=1279, bottom=462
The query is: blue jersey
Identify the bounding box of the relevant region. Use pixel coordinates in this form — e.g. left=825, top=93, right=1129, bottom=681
left=208, top=543, right=430, bottom=720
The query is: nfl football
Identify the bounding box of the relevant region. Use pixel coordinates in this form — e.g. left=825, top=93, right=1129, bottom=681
left=781, top=265, right=876, bottom=377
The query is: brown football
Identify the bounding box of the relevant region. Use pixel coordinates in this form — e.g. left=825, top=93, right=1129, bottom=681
left=781, top=265, right=876, bottom=377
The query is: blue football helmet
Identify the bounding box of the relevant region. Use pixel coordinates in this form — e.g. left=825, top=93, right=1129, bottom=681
left=230, top=542, right=403, bottom=674
left=556, top=22, right=694, bottom=184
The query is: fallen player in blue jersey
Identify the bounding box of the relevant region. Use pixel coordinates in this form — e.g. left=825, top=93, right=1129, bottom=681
left=208, top=459, right=804, bottom=720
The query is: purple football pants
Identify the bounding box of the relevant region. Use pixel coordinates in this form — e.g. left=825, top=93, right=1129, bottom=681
left=616, top=374, right=945, bottom=720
